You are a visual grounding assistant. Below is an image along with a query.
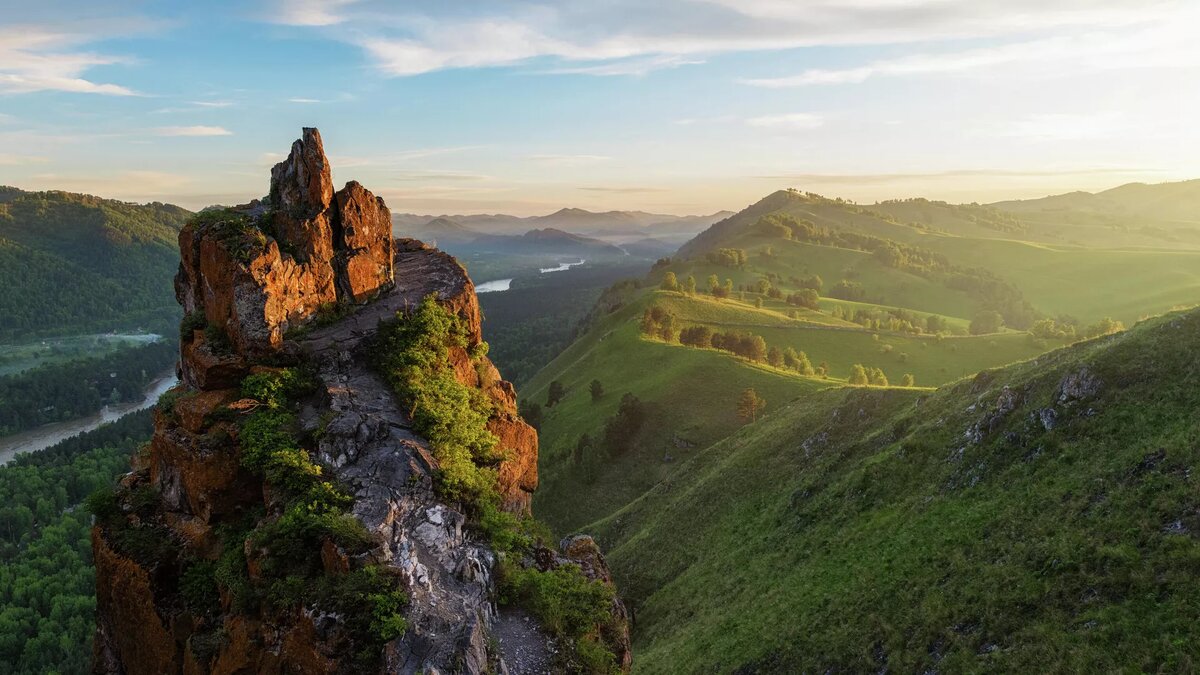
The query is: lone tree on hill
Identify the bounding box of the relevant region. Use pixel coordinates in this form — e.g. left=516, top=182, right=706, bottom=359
left=660, top=271, right=679, bottom=291
left=849, top=364, right=869, bottom=385
left=970, top=310, right=1005, bottom=335
left=589, top=379, right=604, bottom=401
left=546, top=380, right=565, bottom=407
left=684, top=275, right=697, bottom=295
left=737, top=388, right=766, bottom=423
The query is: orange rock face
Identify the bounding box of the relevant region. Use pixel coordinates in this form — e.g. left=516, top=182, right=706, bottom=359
left=174, top=127, right=394, bottom=356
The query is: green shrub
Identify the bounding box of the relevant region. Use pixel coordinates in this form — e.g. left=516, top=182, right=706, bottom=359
left=180, top=311, right=207, bottom=341
left=372, top=294, right=501, bottom=504
left=180, top=560, right=220, bottom=616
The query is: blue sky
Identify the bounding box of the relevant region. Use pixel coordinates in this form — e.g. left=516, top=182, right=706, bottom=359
left=1, top=0, right=1198, bottom=215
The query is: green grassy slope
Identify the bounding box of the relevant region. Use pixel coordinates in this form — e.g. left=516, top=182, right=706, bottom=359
left=586, top=308, right=1200, bottom=673
left=525, top=292, right=833, bottom=532
left=524, top=284, right=1051, bottom=532
left=0, top=187, right=190, bottom=339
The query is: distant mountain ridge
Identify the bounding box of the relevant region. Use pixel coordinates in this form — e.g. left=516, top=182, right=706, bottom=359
left=393, top=206, right=733, bottom=239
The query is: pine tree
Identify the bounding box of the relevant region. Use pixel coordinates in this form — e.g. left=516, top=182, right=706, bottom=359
left=589, top=379, right=604, bottom=401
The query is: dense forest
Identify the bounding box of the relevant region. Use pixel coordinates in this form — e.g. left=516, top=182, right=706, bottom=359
left=0, top=340, right=176, bottom=436
left=0, top=188, right=188, bottom=340
left=0, top=411, right=151, bottom=673
left=479, top=262, right=644, bottom=386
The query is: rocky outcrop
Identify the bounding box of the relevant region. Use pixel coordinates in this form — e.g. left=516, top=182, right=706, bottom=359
left=93, top=128, right=625, bottom=674
left=174, top=127, right=394, bottom=365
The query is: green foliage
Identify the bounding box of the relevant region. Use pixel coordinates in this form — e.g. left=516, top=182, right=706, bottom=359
left=547, top=380, right=566, bottom=407
left=589, top=379, right=604, bottom=402
left=970, top=309, right=1005, bottom=335
left=372, top=294, right=500, bottom=504
left=180, top=560, right=220, bottom=616
left=500, top=561, right=618, bottom=674
left=180, top=311, right=208, bottom=341
left=736, top=388, right=766, bottom=423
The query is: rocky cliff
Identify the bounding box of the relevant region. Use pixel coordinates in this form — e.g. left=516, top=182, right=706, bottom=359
left=92, top=128, right=628, bottom=674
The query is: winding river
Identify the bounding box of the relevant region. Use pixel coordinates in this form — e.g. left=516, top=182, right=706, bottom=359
left=0, top=368, right=179, bottom=465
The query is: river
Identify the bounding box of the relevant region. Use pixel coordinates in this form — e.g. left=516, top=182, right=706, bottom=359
left=0, top=368, right=179, bottom=465
left=539, top=259, right=586, bottom=273
left=476, top=278, right=513, bottom=293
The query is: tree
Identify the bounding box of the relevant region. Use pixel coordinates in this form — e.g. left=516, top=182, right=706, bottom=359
left=546, top=381, right=565, bottom=407
left=767, top=346, right=783, bottom=367
left=754, top=297, right=764, bottom=308
left=520, top=400, right=543, bottom=430
left=745, top=335, right=768, bottom=362
left=736, top=388, right=766, bottom=423
left=900, top=373, right=915, bottom=387
left=848, top=364, right=869, bottom=385
left=707, top=274, right=720, bottom=295
left=869, top=367, right=889, bottom=386
left=603, top=393, right=647, bottom=455
left=660, top=271, right=679, bottom=291
left=684, top=275, right=697, bottom=295
left=970, top=310, right=1005, bottom=335
left=589, top=379, right=604, bottom=402
left=679, top=325, right=713, bottom=348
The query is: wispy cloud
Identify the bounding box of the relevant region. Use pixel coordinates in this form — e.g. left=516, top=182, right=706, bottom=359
left=394, top=171, right=491, bottom=182
left=0, top=153, right=47, bottom=166
left=741, top=11, right=1200, bottom=88
left=287, top=97, right=323, bottom=104
left=746, top=113, right=824, bottom=131
left=264, top=0, right=1180, bottom=77
left=541, top=55, right=703, bottom=77
left=273, top=0, right=358, bottom=27
left=0, top=28, right=141, bottom=95
left=578, top=186, right=669, bottom=193
left=528, top=154, right=612, bottom=166
left=153, top=126, right=234, bottom=137
left=190, top=100, right=233, bottom=108
left=757, top=167, right=1163, bottom=184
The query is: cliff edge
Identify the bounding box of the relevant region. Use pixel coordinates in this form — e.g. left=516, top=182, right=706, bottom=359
left=91, top=128, right=629, bottom=674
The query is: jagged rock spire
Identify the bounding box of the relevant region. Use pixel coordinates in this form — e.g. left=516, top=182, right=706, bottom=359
left=174, top=127, right=395, bottom=368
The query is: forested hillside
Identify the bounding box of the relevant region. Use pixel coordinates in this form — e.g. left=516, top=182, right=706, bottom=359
left=0, top=188, right=189, bottom=340
left=0, top=412, right=152, bottom=673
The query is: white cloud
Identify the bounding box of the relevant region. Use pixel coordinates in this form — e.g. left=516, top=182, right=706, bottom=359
left=0, top=27, right=140, bottom=95
left=742, top=8, right=1200, bottom=87
left=541, top=55, right=704, bottom=76
left=263, top=0, right=1189, bottom=77
left=288, top=97, right=323, bottom=103
left=747, top=113, right=824, bottom=131
left=273, top=0, right=358, bottom=27
left=153, top=126, right=234, bottom=137
left=190, top=100, right=233, bottom=108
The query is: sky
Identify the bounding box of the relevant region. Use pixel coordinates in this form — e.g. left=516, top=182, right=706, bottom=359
left=0, top=0, right=1198, bottom=216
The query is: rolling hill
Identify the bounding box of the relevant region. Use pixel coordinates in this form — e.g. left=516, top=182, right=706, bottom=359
left=590, top=305, right=1200, bottom=672
left=519, top=182, right=1200, bottom=671
left=0, top=187, right=190, bottom=340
